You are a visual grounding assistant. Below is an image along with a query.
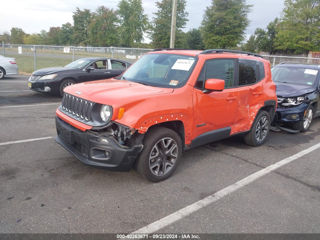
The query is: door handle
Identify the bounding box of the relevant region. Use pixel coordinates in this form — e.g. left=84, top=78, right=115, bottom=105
left=226, top=97, right=236, bottom=101
left=252, top=91, right=262, bottom=96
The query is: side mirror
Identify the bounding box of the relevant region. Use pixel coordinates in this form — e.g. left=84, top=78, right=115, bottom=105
left=204, top=78, right=225, bottom=92
left=86, top=66, right=95, bottom=72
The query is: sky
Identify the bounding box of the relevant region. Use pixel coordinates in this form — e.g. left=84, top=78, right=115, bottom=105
left=0, top=0, right=285, bottom=40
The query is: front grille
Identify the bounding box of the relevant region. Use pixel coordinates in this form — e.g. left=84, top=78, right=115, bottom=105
left=61, top=93, right=95, bottom=123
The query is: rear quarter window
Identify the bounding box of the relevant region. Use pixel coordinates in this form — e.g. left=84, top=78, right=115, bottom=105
left=239, top=59, right=265, bottom=86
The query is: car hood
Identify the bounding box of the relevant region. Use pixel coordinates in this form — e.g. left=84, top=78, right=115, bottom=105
left=276, top=83, right=315, bottom=97
left=32, top=67, right=70, bottom=76
left=64, top=79, right=174, bottom=108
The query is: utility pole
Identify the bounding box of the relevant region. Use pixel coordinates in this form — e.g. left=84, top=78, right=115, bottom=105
left=170, top=0, right=177, bottom=48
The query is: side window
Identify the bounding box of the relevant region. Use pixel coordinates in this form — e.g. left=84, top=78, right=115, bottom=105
left=196, top=59, right=235, bottom=89
left=239, top=59, right=264, bottom=86
left=91, top=60, right=107, bottom=69
left=111, top=60, right=126, bottom=70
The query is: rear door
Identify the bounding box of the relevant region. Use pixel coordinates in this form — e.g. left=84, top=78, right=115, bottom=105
left=232, top=59, right=266, bottom=132
left=109, top=60, right=127, bottom=77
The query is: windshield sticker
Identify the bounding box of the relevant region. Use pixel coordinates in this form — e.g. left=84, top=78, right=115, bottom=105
left=304, top=69, right=318, bottom=76
left=307, top=82, right=313, bottom=85
left=172, top=59, right=195, bottom=71
left=169, top=80, right=179, bottom=86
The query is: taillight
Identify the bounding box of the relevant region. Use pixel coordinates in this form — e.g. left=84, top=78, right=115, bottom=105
left=9, top=61, right=16, bottom=64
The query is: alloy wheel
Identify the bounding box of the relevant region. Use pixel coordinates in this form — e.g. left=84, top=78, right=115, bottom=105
left=255, top=115, right=269, bottom=144
left=303, top=109, right=313, bottom=130
left=148, top=137, right=178, bottom=177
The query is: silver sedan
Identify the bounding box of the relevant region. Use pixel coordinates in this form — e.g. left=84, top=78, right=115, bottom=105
left=0, top=55, right=19, bottom=79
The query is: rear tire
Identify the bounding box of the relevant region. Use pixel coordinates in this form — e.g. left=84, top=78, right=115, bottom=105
left=0, top=67, right=5, bottom=79
left=59, top=79, right=75, bottom=97
left=244, top=110, right=271, bottom=146
left=136, top=127, right=182, bottom=182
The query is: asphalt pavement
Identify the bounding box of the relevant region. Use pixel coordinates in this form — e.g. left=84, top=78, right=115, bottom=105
left=0, top=75, right=319, bottom=234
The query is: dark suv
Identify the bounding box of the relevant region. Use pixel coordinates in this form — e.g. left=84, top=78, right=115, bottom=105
left=272, top=63, right=320, bottom=132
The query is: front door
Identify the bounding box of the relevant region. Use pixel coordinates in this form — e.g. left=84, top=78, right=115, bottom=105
left=193, top=58, right=239, bottom=139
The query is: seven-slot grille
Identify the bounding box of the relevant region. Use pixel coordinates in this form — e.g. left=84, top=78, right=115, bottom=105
left=61, top=93, right=94, bottom=122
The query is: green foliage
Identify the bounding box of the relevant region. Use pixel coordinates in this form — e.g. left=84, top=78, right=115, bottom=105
left=72, top=8, right=92, bottom=46
left=186, top=29, right=204, bottom=50
left=118, top=0, right=149, bottom=47
left=0, top=32, right=11, bottom=43
left=47, top=27, right=62, bottom=45
left=10, top=28, right=26, bottom=44
left=59, top=23, right=74, bottom=45
left=151, top=0, right=188, bottom=48
left=88, top=6, right=119, bottom=47
left=242, top=35, right=256, bottom=52
left=275, top=0, right=320, bottom=54
left=201, top=0, right=251, bottom=49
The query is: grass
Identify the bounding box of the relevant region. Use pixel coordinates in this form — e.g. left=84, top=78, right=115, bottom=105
left=5, top=50, right=139, bottom=74
left=6, top=54, right=72, bottom=74
left=3, top=46, right=148, bottom=74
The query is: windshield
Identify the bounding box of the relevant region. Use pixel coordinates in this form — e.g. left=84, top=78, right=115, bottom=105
left=272, top=66, right=318, bottom=86
left=65, top=59, right=92, bottom=69
left=121, top=53, right=196, bottom=88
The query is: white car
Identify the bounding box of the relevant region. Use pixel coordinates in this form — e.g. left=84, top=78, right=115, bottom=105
left=0, top=55, right=19, bottom=79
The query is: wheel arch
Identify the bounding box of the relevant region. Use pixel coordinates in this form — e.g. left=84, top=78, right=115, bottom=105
left=146, top=121, right=185, bottom=147
left=0, top=66, right=6, bottom=75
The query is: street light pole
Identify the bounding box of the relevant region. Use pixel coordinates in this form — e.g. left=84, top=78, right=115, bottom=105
left=170, top=0, right=177, bottom=48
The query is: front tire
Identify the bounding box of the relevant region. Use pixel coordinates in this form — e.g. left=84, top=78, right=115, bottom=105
left=136, top=127, right=182, bottom=182
left=59, top=79, right=75, bottom=97
left=244, top=110, right=271, bottom=146
left=0, top=67, right=5, bottom=79
left=294, top=107, right=313, bottom=132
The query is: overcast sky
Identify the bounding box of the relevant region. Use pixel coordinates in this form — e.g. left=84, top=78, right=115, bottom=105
left=0, top=0, right=284, bottom=39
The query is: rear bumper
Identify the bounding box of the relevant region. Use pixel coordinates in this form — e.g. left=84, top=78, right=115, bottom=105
left=55, top=117, right=143, bottom=171
left=5, top=65, right=18, bottom=75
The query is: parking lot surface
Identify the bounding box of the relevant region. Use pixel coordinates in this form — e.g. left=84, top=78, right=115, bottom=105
left=0, top=75, right=320, bottom=233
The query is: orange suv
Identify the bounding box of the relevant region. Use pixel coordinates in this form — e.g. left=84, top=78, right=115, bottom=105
left=55, top=49, right=277, bottom=182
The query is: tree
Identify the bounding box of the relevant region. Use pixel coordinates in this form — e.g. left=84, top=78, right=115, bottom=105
left=10, top=28, right=26, bottom=44
left=275, top=0, right=320, bottom=54
left=151, top=0, right=188, bottom=48
left=118, top=0, right=148, bottom=47
left=72, top=8, right=92, bottom=46
left=88, top=6, right=119, bottom=46
left=186, top=29, right=204, bottom=50
left=0, top=32, right=11, bottom=43
left=201, top=0, right=251, bottom=49
left=59, top=23, right=74, bottom=45
left=47, top=27, right=62, bottom=45
left=253, top=19, right=279, bottom=54
left=242, top=35, right=256, bottom=52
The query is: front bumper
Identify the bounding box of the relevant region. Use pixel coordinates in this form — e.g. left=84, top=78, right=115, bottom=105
left=55, top=117, right=143, bottom=171
left=274, top=103, right=309, bottom=124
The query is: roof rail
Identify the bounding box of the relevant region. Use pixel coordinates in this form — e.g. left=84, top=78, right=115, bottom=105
left=153, top=48, right=197, bottom=52
left=200, top=49, right=263, bottom=58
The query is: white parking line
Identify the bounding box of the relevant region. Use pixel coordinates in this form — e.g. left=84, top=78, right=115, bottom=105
left=0, top=136, right=53, bottom=146
left=0, top=90, right=32, bottom=93
left=0, top=102, right=60, bottom=109
left=132, top=142, right=320, bottom=234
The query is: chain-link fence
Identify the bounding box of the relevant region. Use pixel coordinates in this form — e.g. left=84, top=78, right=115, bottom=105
left=1, top=43, right=320, bottom=74
left=1, top=43, right=151, bottom=74
left=263, top=55, right=320, bottom=67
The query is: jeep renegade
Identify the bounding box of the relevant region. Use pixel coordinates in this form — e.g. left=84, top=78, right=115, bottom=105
left=55, top=49, right=277, bottom=182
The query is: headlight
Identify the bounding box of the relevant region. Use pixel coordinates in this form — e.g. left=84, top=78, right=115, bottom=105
left=38, top=74, right=57, bottom=81
left=281, top=96, right=306, bottom=106
left=100, top=105, right=113, bottom=122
